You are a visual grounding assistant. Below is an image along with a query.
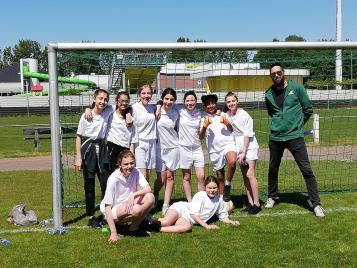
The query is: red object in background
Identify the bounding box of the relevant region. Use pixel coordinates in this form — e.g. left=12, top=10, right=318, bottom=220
left=31, top=85, right=43, bottom=91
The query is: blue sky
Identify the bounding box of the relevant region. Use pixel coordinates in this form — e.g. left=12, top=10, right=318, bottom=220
left=1, top=0, right=356, bottom=49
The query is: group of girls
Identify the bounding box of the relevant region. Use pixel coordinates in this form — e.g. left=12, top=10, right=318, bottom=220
left=75, top=85, right=261, bottom=229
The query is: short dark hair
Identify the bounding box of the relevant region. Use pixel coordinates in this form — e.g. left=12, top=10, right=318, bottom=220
left=183, top=90, right=197, bottom=102
left=201, top=94, right=218, bottom=106
left=270, top=62, right=284, bottom=73
left=161, top=87, right=177, bottom=100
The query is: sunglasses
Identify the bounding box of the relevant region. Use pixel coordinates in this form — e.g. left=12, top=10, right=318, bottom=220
left=270, top=71, right=283, bottom=78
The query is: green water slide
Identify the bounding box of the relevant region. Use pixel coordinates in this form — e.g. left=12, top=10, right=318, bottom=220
left=22, top=66, right=97, bottom=87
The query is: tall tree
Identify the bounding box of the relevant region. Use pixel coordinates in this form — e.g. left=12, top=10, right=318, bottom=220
left=12, top=40, right=43, bottom=64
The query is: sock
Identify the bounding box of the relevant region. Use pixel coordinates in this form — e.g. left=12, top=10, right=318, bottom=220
left=225, top=180, right=231, bottom=186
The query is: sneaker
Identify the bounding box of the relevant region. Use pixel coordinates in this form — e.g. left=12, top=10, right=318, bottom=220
left=88, top=216, right=102, bottom=229
left=140, top=219, right=161, bottom=232
left=162, top=204, right=170, bottom=216
left=223, top=185, right=231, bottom=202
left=264, top=198, right=276, bottom=209
left=313, top=205, right=325, bottom=218
left=241, top=204, right=253, bottom=212
left=248, top=205, right=262, bottom=215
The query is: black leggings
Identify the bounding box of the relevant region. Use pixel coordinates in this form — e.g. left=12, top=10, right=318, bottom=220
left=107, top=141, right=128, bottom=174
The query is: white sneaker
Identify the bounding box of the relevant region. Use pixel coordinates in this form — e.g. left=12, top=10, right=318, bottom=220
left=265, top=198, right=276, bottom=209
left=162, top=203, right=170, bottom=216
left=314, top=205, right=325, bottom=218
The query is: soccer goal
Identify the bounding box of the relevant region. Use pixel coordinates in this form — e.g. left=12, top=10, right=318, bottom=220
left=48, top=42, right=357, bottom=227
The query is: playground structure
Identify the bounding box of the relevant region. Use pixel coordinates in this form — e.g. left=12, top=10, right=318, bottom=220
left=108, top=52, right=167, bottom=92
left=20, top=58, right=96, bottom=95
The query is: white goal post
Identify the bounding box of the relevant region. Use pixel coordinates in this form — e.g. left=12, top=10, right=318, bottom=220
left=48, top=41, right=357, bottom=228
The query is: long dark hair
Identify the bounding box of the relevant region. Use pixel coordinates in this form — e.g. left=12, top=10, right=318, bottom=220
left=204, top=175, right=219, bottom=186
left=90, top=89, right=109, bottom=109
left=115, top=91, right=132, bottom=117
left=161, top=87, right=177, bottom=100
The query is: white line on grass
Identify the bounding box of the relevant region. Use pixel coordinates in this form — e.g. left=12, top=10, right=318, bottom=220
left=1, top=207, right=356, bottom=234
left=230, top=206, right=357, bottom=218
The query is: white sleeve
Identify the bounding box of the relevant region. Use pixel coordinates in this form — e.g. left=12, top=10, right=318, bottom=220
left=137, top=169, right=149, bottom=188
left=242, top=113, right=254, bottom=137
left=76, top=114, right=86, bottom=136
left=101, top=176, right=115, bottom=206
left=130, top=124, right=138, bottom=144
left=216, top=199, right=229, bottom=221
left=189, top=192, right=204, bottom=216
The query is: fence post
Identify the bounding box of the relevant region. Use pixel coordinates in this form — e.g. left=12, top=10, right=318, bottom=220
left=313, top=113, right=320, bottom=144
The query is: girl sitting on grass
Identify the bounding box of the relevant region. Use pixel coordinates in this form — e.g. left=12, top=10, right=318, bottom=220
left=157, top=175, right=240, bottom=233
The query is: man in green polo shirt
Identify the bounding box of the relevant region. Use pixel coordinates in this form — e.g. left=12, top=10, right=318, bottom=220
left=264, top=62, right=325, bottom=217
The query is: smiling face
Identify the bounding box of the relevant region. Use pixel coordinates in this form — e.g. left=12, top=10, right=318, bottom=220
left=205, top=99, right=217, bottom=115
left=184, top=95, right=197, bottom=111
left=205, top=181, right=218, bottom=198
left=163, top=93, right=176, bottom=110
left=225, top=95, right=238, bottom=114
left=117, top=94, right=130, bottom=113
left=119, top=155, right=135, bottom=177
left=139, top=86, right=152, bottom=106
left=93, top=91, right=109, bottom=112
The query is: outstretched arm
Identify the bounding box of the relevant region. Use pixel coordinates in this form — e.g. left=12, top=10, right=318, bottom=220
left=190, top=214, right=219, bottom=229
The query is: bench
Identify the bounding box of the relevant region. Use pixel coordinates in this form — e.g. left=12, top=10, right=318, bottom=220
left=23, top=126, right=77, bottom=151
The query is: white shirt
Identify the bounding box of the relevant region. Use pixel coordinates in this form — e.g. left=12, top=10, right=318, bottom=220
left=226, top=108, right=255, bottom=137
left=76, top=105, right=113, bottom=139
left=226, top=109, right=259, bottom=149
left=106, top=111, right=138, bottom=148
left=189, top=191, right=228, bottom=222
left=178, top=107, right=202, bottom=148
left=157, top=107, right=179, bottom=149
left=132, top=102, right=157, bottom=141
left=200, top=113, right=235, bottom=154
left=100, top=168, right=149, bottom=212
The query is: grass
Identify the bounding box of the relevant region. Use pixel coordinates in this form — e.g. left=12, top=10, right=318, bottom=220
left=0, top=108, right=356, bottom=158
left=0, top=170, right=357, bottom=267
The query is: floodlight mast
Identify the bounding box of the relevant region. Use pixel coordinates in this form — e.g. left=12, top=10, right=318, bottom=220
left=336, top=0, right=342, bottom=90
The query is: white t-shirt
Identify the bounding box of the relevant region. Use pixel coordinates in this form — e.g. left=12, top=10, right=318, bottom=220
left=189, top=191, right=228, bottom=222
left=100, top=168, right=149, bottom=213
left=178, top=107, right=202, bottom=148
left=157, top=107, right=179, bottom=149
left=200, top=113, right=235, bottom=154
left=106, top=111, right=138, bottom=148
left=226, top=109, right=259, bottom=150
left=132, top=102, right=157, bottom=141
left=76, top=105, right=113, bottom=139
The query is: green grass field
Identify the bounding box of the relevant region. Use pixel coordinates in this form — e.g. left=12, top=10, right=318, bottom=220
left=0, top=108, right=356, bottom=267
left=0, top=107, right=356, bottom=158
left=0, top=170, right=356, bottom=267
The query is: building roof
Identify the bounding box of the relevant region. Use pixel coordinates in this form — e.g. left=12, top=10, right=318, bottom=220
left=0, top=63, right=21, bottom=83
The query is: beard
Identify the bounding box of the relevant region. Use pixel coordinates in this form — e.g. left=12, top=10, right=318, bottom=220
left=274, top=77, right=285, bottom=89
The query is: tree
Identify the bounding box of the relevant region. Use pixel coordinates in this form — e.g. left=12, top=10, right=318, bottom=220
left=1, top=47, right=14, bottom=67
left=12, top=40, right=43, bottom=64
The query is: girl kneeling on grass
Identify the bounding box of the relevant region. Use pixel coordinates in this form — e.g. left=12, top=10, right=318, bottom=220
left=100, top=150, right=155, bottom=242
left=158, top=176, right=240, bottom=233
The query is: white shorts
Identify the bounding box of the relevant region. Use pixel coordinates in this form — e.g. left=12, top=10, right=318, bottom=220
left=135, top=139, right=156, bottom=169
left=234, top=136, right=259, bottom=161
left=179, top=146, right=205, bottom=169
left=100, top=203, right=121, bottom=221
left=169, top=201, right=194, bottom=225
left=209, top=145, right=236, bottom=171
left=156, top=145, right=180, bottom=172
